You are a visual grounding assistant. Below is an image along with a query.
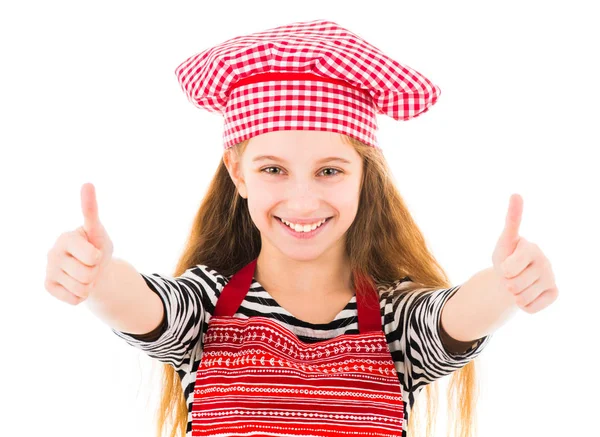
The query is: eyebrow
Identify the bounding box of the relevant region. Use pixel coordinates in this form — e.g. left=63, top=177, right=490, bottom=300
left=252, top=155, right=352, bottom=164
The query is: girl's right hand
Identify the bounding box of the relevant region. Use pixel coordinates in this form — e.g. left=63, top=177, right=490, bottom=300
left=44, top=183, right=115, bottom=305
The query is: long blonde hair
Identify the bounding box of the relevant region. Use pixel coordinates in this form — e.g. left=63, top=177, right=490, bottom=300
left=151, top=133, right=483, bottom=437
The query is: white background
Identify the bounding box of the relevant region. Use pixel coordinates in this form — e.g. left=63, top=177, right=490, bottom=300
left=1, top=1, right=598, bottom=436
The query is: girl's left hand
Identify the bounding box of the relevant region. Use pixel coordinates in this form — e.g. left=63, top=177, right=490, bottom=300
left=491, top=194, right=559, bottom=314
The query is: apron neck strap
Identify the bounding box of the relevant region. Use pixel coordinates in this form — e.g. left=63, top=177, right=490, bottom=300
left=213, top=258, right=382, bottom=334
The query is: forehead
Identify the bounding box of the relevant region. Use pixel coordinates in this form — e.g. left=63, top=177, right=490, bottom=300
left=246, top=130, right=354, bottom=162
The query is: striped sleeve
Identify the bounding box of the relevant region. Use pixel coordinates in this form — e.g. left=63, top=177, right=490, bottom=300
left=111, top=265, right=213, bottom=370
left=384, top=283, right=492, bottom=393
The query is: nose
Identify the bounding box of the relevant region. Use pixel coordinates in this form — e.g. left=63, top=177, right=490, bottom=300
left=285, top=181, right=321, bottom=212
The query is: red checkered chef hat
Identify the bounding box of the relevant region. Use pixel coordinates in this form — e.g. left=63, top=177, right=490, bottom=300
left=174, top=19, right=441, bottom=150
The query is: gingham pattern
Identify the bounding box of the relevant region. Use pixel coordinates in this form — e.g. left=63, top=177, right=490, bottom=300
left=174, top=19, right=442, bottom=149
left=223, top=72, right=379, bottom=150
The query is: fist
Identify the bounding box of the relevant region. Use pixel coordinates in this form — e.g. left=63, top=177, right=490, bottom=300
left=44, top=183, right=114, bottom=305
left=492, top=194, right=559, bottom=314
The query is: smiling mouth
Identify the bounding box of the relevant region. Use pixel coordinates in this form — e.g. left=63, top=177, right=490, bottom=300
left=275, top=216, right=333, bottom=230
left=275, top=216, right=332, bottom=224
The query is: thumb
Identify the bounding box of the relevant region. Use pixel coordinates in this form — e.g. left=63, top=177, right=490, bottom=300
left=80, top=182, right=103, bottom=242
left=493, top=193, right=524, bottom=264
left=501, top=193, right=523, bottom=243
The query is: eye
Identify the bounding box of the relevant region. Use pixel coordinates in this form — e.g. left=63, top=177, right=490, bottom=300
left=321, top=168, right=341, bottom=177
left=261, top=166, right=282, bottom=175
left=260, top=166, right=342, bottom=177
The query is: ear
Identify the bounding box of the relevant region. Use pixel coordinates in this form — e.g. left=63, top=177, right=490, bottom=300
left=223, top=150, right=248, bottom=199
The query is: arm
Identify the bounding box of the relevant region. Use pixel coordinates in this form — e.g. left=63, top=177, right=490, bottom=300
left=441, top=266, right=519, bottom=343
left=85, top=257, right=164, bottom=335
left=439, top=317, right=484, bottom=354
left=383, top=281, right=493, bottom=395
left=106, top=262, right=212, bottom=369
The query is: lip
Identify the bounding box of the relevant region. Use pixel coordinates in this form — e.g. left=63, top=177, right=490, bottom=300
left=275, top=216, right=332, bottom=239
left=276, top=217, right=332, bottom=224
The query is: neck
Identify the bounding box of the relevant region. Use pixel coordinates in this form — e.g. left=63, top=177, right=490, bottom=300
left=254, top=250, right=354, bottom=299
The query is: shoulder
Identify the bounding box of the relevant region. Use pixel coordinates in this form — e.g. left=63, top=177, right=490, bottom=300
left=179, top=263, right=230, bottom=291
left=376, top=276, right=414, bottom=297
left=376, top=276, right=454, bottom=311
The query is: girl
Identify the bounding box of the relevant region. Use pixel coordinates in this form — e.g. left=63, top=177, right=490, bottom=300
left=46, top=18, right=556, bottom=437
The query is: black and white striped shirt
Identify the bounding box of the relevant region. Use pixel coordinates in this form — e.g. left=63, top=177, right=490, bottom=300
left=111, top=264, right=492, bottom=437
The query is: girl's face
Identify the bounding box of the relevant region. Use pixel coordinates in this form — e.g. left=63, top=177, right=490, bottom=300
left=225, top=130, right=363, bottom=262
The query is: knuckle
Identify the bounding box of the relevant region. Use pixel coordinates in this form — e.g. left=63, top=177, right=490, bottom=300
left=68, top=231, right=82, bottom=247
left=46, top=283, right=63, bottom=301
left=517, top=252, right=528, bottom=266
left=544, top=257, right=552, bottom=269
left=46, top=280, right=81, bottom=304
left=63, top=287, right=81, bottom=304
left=80, top=266, right=96, bottom=285
left=71, top=281, right=87, bottom=299
left=69, top=256, right=91, bottom=284
left=59, top=231, right=72, bottom=244
left=67, top=296, right=82, bottom=306
left=80, top=283, right=91, bottom=298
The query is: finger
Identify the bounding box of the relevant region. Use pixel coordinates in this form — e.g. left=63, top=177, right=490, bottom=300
left=53, top=267, right=93, bottom=299
left=44, top=278, right=85, bottom=305
left=501, top=238, right=533, bottom=278
left=512, top=275, right=546, bottom=307
left=522, top=287, right=559, bottom=314
left=81, top=183, right=102, bottom=237
left=62, top=232, right=101, bottom=267
left=501, top=194, right=523, bottom=244
left=504, top=255, right=541, bottom=294
left=56, top=251, right=97, bottom=285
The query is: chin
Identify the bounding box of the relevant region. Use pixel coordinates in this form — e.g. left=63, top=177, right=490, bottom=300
left=273, top=240, right=345, bottom=264
left=279, top=251, right=326, bottom=263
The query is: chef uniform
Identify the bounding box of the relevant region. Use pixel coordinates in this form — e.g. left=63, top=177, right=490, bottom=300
left=173, top=19, right=442, bottom=436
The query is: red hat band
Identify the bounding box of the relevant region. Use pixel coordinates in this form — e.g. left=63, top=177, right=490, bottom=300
left=223, top=72, right=379, bottom=150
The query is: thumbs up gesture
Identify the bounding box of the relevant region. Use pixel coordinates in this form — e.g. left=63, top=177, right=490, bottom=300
left=491, top=194, right=558, bottom=314
left=78, top=182, right=114, bottom=263
left=44, top=183, right=114, bottom=305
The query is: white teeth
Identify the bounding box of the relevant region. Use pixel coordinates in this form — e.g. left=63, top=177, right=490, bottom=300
left=279, top=217, right=328, bottom=232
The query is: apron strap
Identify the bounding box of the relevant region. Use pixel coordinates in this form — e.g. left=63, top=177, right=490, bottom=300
left=213, top=258, right=257, bottom=318
left=355, top=271, right=383, bottom=333
left=213, top=258, right=382, bottom=333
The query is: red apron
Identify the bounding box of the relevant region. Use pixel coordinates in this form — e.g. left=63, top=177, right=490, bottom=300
left=191, top=258, right=404, bottom=436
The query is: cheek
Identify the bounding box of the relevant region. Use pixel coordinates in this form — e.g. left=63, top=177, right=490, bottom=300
left=246, top=199, right=269, bottom=227
left=325, top=191, right=360, bottom=228
left=330, top=185, right=360, bottom=209
left=245, top=194, right=280, bottom=233
left=246, top=177, right=281, bottom=203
